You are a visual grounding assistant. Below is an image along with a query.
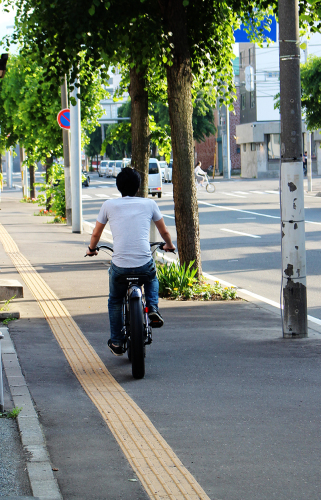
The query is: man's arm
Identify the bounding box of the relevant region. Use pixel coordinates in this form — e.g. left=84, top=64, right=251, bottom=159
left=154, top=218, right=176, bottom=251
left=86, top=221, right=106, bottom=256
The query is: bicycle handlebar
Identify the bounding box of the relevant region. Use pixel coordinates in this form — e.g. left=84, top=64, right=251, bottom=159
left=85, top=241, right=175, bottom=257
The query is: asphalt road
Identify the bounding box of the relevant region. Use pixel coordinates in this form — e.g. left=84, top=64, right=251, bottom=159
left=10, top=171, right=321, bottom=320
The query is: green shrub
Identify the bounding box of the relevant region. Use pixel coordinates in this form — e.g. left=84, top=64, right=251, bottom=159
left=37, top=164, right=66, bottom=218
left=156, top=260, right=238, bottom=301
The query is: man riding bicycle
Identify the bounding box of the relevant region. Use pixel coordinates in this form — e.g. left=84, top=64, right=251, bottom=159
left=86, top=167, right=175, bottom=356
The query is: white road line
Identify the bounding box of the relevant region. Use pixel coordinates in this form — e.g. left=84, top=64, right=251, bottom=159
left=164, top=193, right=173, bottom=196
left=95, top=194, right=111, bottom=198
left=198, top=200, right=280, bottom=219
left=112, top=193, right=121, bottom=197
left=220, top=228, right=261, bottom=238
left=250, top=190, right=267, bottom=195
left=202, top=273, right=321, bottom=327
left=234, top=191, right=249, bottom=195
left=163, top=214, right=175, bottom=219
left=82, top=195, right=92, bottom=199
left=237, top=217, right=256, bottom=219
left=265, top=190, right=279, bottom=194
left=222, top=192, right=247, bottom=198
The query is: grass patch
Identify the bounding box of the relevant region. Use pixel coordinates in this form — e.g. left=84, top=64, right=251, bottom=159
left=157, top=260, right=238, bottom=301
left=0, top=407, right=22, bottom=419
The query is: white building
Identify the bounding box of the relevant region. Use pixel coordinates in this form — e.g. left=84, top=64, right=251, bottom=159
left=236, top=33, right=321, bottom=178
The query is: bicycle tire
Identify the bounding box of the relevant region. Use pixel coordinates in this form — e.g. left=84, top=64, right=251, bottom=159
left=206, top=182, right=215, bottom=193
left=127, top=338, right=131, bottom=361
left=129, top=297, right=145, bottom=379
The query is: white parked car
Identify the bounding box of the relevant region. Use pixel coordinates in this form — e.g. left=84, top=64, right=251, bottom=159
left=148, top=158, right=162, bottom=198
left=112, top=160, right=123, bottom=178
left=98, top=160, right=108, bottom=177
left=106, top=160, right=115, bottom=177
left=121, top=158, right=131, bottom=170
left=159, top=161, right=167, bottom=182
left=165, top=160, right=173, bottom=183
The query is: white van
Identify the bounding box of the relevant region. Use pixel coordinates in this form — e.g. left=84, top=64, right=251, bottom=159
left=148, top=158, right=162, bottom=198
left=165, top=160, right=173, bottom=183
left=98, top=160, right=108, bottom=177
left=159, top=161, right=167, bottom=182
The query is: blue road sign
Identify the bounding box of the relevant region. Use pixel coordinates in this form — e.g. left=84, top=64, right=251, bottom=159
left=57, top=109, right=70, bottom=130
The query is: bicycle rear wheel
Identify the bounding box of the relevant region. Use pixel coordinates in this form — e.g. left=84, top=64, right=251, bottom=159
left=206, top=182, right=215, bottom=193
left=129, top=297, right=145, bottom=379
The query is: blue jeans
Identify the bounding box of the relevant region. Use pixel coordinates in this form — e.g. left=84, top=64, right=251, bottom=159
left=108, top=258, right=159, bottom=344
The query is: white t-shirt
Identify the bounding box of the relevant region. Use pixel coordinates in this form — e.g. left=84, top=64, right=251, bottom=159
left=195, top=165, right=205, bottom=177
left=97, top=197, right=163, bottom=268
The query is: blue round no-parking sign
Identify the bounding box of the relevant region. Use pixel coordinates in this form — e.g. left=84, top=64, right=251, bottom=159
left=57, top=109, right=70, bottom=129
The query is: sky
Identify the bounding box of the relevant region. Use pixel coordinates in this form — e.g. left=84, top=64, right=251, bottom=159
left=0, top=5, right=16, bottom=41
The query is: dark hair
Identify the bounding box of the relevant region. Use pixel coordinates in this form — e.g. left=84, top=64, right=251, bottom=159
left=116, top=167, right=141, bottom=196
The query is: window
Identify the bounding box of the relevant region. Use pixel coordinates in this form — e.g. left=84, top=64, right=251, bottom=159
left=243, top=144, right=246, bottom=152
left=112, top=105, right=118, bottom=119
left=239, top=51, right=244, bottom=68
left=241, top=93, right=246, bottom=110
left=248, top=47, right=254, bottom=66
left=250, top=91, right=255, bottom=109
left=251, top=143, right=256, bottom=151
left=267, top=134, right=281, bottom=160
left=236, top=146, right=241, bottom=154
left=149, top=162, right=159, bottom=174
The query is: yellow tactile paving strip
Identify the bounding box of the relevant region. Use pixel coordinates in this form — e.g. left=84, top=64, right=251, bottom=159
left=0, top=223, right=211, bottom=500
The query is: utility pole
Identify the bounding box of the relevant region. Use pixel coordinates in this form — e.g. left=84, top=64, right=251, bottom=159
left=279, top=0, right=307, bottom=337
left=6, top=149, right=12, bottom=188
left=303, top=41, right=313, bottom=192
left=70, top=79, right=82, bottom=233
left=61, top=76, right=72, bottom=225
left=222, top=105, right=231, bottom=179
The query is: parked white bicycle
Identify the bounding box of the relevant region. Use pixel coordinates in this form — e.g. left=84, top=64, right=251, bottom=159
left=196, top=173, right=215, bottom=193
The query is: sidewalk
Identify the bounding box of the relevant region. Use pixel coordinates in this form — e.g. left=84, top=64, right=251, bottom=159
left=1, top=193, right=321, bottom=500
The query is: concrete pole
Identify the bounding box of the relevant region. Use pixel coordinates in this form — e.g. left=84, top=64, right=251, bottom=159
left=226, top=106, right=231, bottom=179
left=303, top=42, right=313, bottom=192
left=306, top=132, right=312, bottom=192
left=20, top=147, right=29, bottom=198
left=70, top=79, right=82, bottom=233
left=61, top=76, right=72, bottom=225
left=279, top=0, right=307, bottom=337
left=6, top=149, right=12, bottom=188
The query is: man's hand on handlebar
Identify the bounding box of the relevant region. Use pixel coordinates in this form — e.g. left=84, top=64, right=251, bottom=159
left=162, top=242, right=176, bottom=252
left=85, top=246, right=98, bottom=257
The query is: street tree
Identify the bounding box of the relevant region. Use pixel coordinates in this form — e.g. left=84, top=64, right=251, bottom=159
left=301, top=55, right=321, bottom=130
left=11, top=0, right=316, bottom=276
left=0, top=51, right=106, bottom=199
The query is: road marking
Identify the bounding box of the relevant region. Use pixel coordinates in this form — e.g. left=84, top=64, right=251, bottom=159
left=0, top=223, right=210, bottom=500
left=234, top=191, right=249, bottom=195
left=164, top=193, right=173, bottom=196
left=163, top=214, right=175, bottom=219
left=198, top=200, right=280, bottom=219
left=220, top=228, right=261, bottom=238
left=222, top=192, right=247, bottom=198
left=265, top=190, right=279, bottom=195
left=112, top=193, right=121, bottom=197
left=237, top=217, right=256, bottom=219
left=82, top=195, right=92, bottom=199
left=95, top=194, right=111, bottom=198
left=250, top=191, right=267, bottom=195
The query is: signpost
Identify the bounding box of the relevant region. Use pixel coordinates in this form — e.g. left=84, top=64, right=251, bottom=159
left=57, top=109, right=71, bottom=130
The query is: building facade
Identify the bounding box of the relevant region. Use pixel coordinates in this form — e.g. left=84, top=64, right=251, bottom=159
left=236, top=35, right=321, bottom=178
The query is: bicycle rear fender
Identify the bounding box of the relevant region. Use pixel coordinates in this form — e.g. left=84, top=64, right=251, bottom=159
left=128, top=286, right=142, bottom=299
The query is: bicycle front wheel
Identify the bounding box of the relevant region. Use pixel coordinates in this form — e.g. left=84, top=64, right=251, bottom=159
left=129, top=297, right=145, bottom=379
left=206, top=182, right=215, bottom=193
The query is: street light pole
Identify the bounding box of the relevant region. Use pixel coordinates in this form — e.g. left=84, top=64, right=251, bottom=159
left=279, top=0, right=307, bottom=337
left=70, top=80, right=82, bottom=233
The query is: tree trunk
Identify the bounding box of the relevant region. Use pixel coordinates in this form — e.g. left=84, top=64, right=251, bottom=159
left=161, top=0, right=202, bottom=277
left=30, top=164, right=36, bottom=199
left=129, top=66, right=149, bottom=198
left=45, top=156, right=53, bottom=210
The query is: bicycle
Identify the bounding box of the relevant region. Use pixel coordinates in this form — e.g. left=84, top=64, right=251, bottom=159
left=196, top=173, right=215, bottom=193
left=87, top=242, right=173, bottom=379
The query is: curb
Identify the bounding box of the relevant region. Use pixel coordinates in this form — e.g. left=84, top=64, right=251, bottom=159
left=0, top=326, right=62, bottom=500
